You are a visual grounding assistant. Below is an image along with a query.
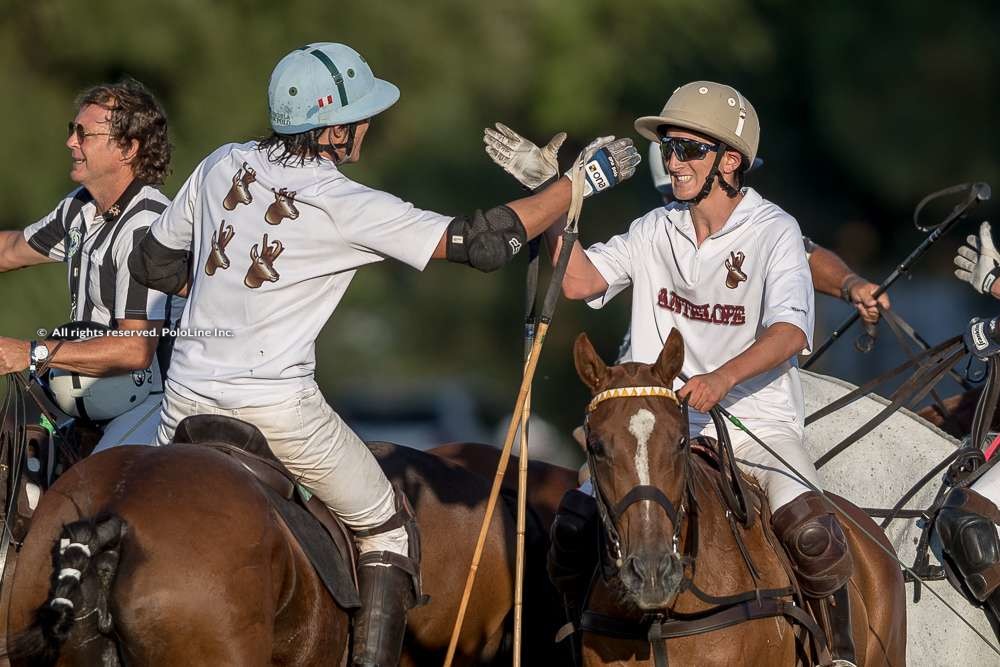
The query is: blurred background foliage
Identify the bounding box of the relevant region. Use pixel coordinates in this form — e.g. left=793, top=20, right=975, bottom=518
left=2, top=0, right=999, bottom=462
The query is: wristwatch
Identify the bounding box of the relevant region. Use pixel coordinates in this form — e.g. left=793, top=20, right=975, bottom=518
left=29, top=341, right=49, bottom=375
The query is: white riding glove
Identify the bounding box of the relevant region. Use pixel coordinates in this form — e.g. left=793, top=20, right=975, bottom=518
left=483, top=123, right=567, bottom=191
left=954, top=221, right=1000, bottom=295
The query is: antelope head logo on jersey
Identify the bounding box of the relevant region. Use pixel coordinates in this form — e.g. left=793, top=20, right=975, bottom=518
left=244, top=233, right=284, bottom=289
left=725, top=251, right=747, bottom=288
left=205, top=220, right=235, bottom=276
left=265, top=188, right=299, bottom=225
left=223, top=162, right=256, bottom=210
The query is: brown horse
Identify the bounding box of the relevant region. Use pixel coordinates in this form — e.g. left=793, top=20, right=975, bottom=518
left=2, top=438, right=563, bottom=665
left=572, top=330, right=907, bottom=665
left=429, top=442, right=578, bottom=529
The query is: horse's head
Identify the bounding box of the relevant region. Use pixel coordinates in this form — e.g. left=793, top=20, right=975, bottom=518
left=575, top=328, right=689, bottom=611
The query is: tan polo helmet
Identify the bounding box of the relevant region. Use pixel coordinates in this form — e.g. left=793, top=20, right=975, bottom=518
left=635, top=81, right=760, bottom=169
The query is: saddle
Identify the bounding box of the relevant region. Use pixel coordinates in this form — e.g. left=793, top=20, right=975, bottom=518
left=173, top=415, right=361, bottom=610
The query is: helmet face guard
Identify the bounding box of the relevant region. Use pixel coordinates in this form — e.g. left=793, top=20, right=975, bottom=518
left=42, top=321, right=160, bottom=422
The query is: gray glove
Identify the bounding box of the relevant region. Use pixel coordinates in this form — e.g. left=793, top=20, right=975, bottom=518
left=955, top=221, right=1000, bottom=295
left=483, top=123, right=567, bottom=191
left=569, top=136, right=642, bottom=198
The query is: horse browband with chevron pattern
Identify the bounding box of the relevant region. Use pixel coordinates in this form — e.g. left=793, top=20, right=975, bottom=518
left=586, top=386, right=679, bottom=413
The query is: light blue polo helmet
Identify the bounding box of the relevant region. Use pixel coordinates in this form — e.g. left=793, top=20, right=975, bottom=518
left=268, top=43, right=400, bottom=135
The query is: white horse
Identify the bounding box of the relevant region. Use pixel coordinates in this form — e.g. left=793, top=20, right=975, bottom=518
left=802, top=370, right=996, bottom=666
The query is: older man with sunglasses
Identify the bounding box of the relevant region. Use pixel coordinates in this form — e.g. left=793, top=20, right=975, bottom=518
left=0, top=79, right=182, bottom=455
left=486, top=82, right=858, bottom=666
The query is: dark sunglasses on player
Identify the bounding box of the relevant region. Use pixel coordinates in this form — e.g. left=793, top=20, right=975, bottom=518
left=659, top=136, right=719, bottom=162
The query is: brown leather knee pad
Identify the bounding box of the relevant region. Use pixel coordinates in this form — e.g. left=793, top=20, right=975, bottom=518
left=771, top=492, right=854, bottom=598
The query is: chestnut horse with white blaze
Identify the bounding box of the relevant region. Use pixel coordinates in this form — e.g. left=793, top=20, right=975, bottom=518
left=572, top=329, right=906, bottom=665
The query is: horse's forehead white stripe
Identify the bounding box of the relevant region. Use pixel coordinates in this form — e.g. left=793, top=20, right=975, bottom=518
left=629, top=408, right=656, bottom=487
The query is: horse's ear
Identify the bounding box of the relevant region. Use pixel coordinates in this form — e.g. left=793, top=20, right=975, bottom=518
left=654, top=328, right=684, bottom=385
left=574, top=333, right=607, bottom=392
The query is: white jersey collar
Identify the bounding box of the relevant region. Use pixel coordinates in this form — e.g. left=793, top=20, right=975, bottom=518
left=663, top=187, right=764, bottom=241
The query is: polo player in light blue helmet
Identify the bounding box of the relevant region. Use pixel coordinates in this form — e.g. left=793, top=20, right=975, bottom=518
left=130, top=41, right=642, bottom=665
left=264, top=42, right=399, bottom=164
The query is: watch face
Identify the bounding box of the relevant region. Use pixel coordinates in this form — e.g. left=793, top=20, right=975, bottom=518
left=33, top=344, right=49, bottom=362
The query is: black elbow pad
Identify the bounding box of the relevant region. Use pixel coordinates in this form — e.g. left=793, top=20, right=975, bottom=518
left=128, top=231, right=191, bottom=295
left=445, top=205, right=527, bottom=273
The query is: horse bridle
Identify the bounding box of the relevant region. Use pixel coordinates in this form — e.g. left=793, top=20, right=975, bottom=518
left=583, top=385, right=694, bottom=572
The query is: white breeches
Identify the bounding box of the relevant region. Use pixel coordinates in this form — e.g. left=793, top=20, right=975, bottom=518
left=156, top=383, right=407, bottom=557
left=971, top=460, right=1000, bottom=508
left=693, top=418, right=821, bottom=512
left=93, top=392, right=164, bottom=453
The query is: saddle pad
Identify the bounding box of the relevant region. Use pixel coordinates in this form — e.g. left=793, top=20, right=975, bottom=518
left=259, top=482, right=361, bottom=610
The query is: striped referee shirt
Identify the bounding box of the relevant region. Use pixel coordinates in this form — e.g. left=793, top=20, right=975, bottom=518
left=22, top=179, right=184, bottom=333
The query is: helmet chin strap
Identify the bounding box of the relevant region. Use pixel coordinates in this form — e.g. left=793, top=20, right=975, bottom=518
left=677, top=141, right=741, bottom=204
left=317, top=122, right=358, bottom=164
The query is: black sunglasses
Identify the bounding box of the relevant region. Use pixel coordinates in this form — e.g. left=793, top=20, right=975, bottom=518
left=659, top=136, right=719, bottom=163
left=67, top=121, right=110, bottom=144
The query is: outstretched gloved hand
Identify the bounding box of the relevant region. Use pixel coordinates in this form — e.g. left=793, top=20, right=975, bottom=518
left=483, top=123, right=566, bottom=191
left=571, top=136, right=642, bottom=198
left=964, top=316, right=1000, bottom=359
left=955, top=221, right=1000, bottom=297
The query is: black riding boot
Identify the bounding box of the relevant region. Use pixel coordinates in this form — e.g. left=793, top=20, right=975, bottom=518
left=936, top=487, right=1000, bottom=640
left=351, top=556, right=417, bottom=666
left=547, top=488, right=599, bottom=663
left=351, top=486, right=425, bottom=666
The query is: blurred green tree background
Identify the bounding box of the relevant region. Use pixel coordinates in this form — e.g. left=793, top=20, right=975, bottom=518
left=2, top=0, right=998, bottom=452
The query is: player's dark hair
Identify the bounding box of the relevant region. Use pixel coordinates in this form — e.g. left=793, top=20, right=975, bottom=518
left=257, top=128, right=328, bottom=166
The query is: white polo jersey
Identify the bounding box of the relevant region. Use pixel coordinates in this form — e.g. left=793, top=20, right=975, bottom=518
left=585, top=188, right=814, bottom=425
left=148, top=142, right=452, bottom=408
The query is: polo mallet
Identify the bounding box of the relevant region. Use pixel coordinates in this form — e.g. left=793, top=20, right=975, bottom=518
left=444, top=150, right=590, bottom=667
left=513, top=237, right=541, bottom=665
left=805, top=182, right=991, bottom=369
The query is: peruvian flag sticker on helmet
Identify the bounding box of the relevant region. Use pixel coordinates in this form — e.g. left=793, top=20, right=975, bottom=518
left=317, top=94, right=335, bottom=108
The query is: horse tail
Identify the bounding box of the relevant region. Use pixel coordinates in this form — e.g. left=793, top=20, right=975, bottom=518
left=5, top=514, right=127, bottom=665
